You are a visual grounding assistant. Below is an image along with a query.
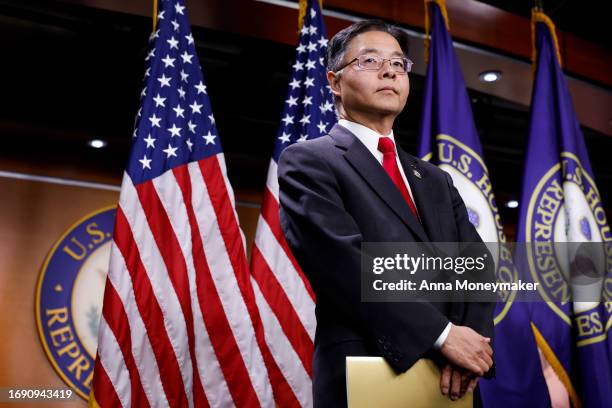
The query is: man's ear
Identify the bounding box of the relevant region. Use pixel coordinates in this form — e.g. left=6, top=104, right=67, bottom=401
left=327, top=70, right=342, bottom=99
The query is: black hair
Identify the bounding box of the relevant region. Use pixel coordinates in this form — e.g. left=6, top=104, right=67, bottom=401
left=326, top=19, right=410, bottom=72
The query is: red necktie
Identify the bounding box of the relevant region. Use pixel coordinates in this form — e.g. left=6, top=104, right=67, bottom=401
left=377, top=137, right=420, bottom=221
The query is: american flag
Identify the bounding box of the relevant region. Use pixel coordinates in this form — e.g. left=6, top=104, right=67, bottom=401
left=91, top=0, right=275, bottom=406
left=249, top=0, right=336, bottom=406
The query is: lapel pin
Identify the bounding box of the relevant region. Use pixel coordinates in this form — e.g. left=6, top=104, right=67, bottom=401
left=413, top=169, right=422, bottom=179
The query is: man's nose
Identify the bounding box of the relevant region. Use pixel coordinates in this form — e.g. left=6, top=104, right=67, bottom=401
left=380, top=60, right=396, bottom=78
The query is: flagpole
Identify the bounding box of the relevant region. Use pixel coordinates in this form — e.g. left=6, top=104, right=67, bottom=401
left=298, top=0, right=323, bottom=32
left=423, top=0, right=450, bottom=64
left=531, top=7, right=563, bottom=71
left=534, top=0, right=543, bottom=11
left=152, top=0, right=158, bottom=32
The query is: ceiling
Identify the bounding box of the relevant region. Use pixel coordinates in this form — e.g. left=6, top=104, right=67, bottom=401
left=478, top=0, right=611, bottom=50
left=0, top=0, right=610, bottom=231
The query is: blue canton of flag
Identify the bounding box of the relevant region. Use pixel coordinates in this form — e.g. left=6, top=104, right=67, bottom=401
left=129, top=0, right=222, bottom=183
left=272, top=2, right=336, bottom=162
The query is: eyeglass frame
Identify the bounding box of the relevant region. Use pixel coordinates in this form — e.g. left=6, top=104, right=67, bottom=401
left=333, top=54, right=414, bottom=74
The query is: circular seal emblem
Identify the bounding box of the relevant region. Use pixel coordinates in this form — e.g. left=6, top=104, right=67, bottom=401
left=525, top=152, right=612, bottom=332
left=35, top=206, right=115, bottom=400
left=425, top=134, right=518, bottom=324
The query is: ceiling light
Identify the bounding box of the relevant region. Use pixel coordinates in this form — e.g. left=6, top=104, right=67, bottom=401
left=506, top=200, right=519, bottom=209
left=479, top=70, right=502, bottom=83
left=88, top=139, right=107, bottom=149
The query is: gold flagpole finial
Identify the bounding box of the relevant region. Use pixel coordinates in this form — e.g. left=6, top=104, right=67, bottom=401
left=298, top=0, right=324, bottom=33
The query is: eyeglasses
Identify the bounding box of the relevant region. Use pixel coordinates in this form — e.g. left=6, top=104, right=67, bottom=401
left=335, top=54, right=413, bottom=74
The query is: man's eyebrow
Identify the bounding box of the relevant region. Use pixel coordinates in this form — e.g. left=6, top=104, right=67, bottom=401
left=359, top=48, right=404, bottom=57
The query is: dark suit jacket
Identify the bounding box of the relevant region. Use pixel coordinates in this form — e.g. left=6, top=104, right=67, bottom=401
left=278, top=124, right=495, bottom=407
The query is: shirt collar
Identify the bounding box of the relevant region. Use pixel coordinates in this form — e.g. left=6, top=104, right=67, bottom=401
left=337, top=119, right=396, bottom=157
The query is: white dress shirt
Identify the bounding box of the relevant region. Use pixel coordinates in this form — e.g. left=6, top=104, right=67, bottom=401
left=337, top=119, right=452, bottom=349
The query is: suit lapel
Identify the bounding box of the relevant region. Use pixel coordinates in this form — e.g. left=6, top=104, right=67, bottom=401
left=398, top=149, right=443, bottom=243
left=330, top=125, right=430, bottom=242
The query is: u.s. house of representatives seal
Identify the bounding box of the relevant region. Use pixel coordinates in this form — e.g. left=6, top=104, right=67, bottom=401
left=35, top=206, right=115, bottom=400
left=424, top=134, right=518, bottom=324
left=525, top=152, right=612, bottom=344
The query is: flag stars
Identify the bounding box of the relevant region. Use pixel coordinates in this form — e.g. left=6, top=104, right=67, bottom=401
left=163, top=144, right=178, bottom=158
left=187, top=120, right=197, bottom=133
left=157, top=10, right=165, bottom=20
left=278, top=132, right=291, bottom=143
left=300, top=25, right=309, bottom=35
left=173, top=105, right=185, bottom=118
left=317, top=121, right=328, bottom=133
left=143, top=133, right=156, bottom=148
left=281, top=114, right=294, bottom=126
left=139, top=155, right=152, bottom=170
left=195, top=81, right=207, bottom=94
left=149, top=29, right=160, bottom=41
left=289, top=78, right=301, bottom=90
left=157, top=74, right=171, bottom=87
left=307, top=42, right=317, bottom=52
left=302, top=96, right=313, bottom=106
left=186, top=138, right=193, bottom=151
left=185, top=33, right=194, bottom=45
left=171, top=19, right=180, bottom=31
left=304, top=77, right=315, bottom=88
left=161, top=54, right=176, bottom=68
left=305, top=60, right=316, bottom=70
left=167, top=36, right=179, bottom=49
left=180, top=51, right=194, bottom=64
left=299, top=114, right=311, bottom=125
left=145, top=48, right=155, bottom=61
left=308, top=25, right=318, bottom=35
left=298, top=134, right=308, bottom=142
left=320, top=100, right=334, bottom=113
left=178, top=87, right=186, bottom=99
left=153, top=94, right=166, bottom=107
left=203, top=131, right=216, bottom=145
left=286, top=96, right=298, bottom=107
left=296, top=43, right=306, bottom=54
left=293, top=61, right=304, bottom=71
left=180, top=70, right=189, bottom=82
left=149, top=114, right=161, bottom=128
left=190, top=101, right=203, bottom=114
left=168, top=124, right=182, bottom=137
left=318, top=37, right=329, bottom=48
left=175, top=3, right=185, bottom=15
left=208, top=114, right=215, bottom=125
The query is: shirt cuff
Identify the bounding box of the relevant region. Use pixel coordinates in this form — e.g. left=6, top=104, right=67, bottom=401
left=433, top=322, right=452, bottom=349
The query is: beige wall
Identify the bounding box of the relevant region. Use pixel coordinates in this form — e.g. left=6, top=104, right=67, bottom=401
left=0, top=174, right=261, bottom=407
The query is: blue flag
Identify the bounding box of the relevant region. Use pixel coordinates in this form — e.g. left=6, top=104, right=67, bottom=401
left=517, top=9, right=612, bottom=408
left=416, top=1, right=550, bottom=406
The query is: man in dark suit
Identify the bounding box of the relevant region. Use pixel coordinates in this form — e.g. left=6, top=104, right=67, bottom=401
left=278, top=20, right=495, bottom=407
